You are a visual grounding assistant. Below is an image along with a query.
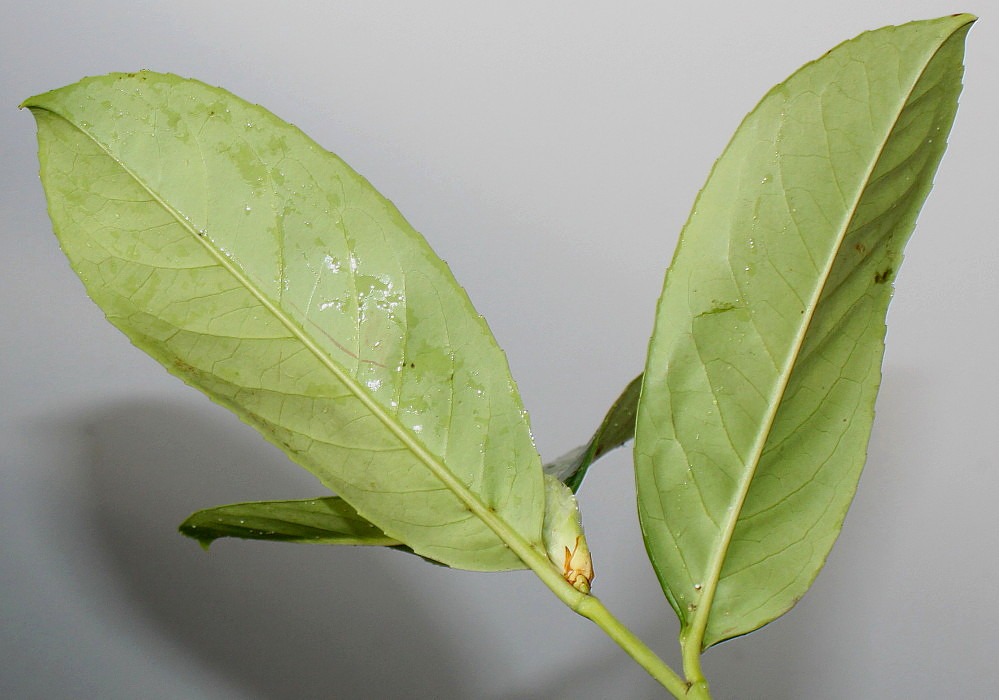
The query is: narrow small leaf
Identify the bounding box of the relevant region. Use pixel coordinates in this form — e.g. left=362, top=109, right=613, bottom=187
left=179, top=497, right=402, bottom=549
left=25, top=72, right=546, bottom=572
left=546, top=374, right=643, bottom=492
left=635, top=15, right=973, bottom=649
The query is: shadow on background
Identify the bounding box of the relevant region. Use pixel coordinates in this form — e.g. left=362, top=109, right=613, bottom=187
left=493, top=367, right=934, bottom=700
left=67, top=398, right=467, bottom=700
left=41, top=366, right=934, bottom=699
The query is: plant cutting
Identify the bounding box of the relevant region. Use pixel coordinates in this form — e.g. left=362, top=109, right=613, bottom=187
left=22, top=13, right=975, bottom=698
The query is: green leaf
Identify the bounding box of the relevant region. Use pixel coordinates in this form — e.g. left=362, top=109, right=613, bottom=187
left=179, top=497, right=402, bottom=549
left=182, top=368, right=644, bottom=552
left=25, top=72, right=546, bottom=572
left=546, top=374, right=643, bottom=492
left=634, top=15, right=973, bottom=650
left=181, top=373, right=643, bottom=552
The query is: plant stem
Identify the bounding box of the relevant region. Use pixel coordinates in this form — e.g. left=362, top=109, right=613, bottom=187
left=684, top=680, right=713, bottom=700
left=680, top=630, right=704, bottom=683
left=457, top=492, right=690, bottom=696
left=681, top=630, right=709, bottom=695
left=572, top=594, right=691, bottom=698
left=374, top=424, right=690, bottom=695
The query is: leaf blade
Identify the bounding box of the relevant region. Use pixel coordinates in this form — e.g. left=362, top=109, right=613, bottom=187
left=545, top=374, right=643, bottom=492
left=26, top=72, right=545, bottom=571
left=179, top=497, right=402, bottom=549
left=184, top=372, right=645, bottom=554
left=635, top=15, right=973, bottom=648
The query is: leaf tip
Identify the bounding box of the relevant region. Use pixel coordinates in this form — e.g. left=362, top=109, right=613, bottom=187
left=178, top=522, right=215, bottom=551
left=18, top=96, right=42, bottom=112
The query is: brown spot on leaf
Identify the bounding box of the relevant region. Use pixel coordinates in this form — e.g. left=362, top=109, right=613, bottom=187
left=874, top=267, right=894, bottom=284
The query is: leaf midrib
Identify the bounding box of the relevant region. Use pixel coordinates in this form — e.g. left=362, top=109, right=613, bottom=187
left=686, top=33, right=953, bottom=647
left=36, top=105, right=545, bottom=566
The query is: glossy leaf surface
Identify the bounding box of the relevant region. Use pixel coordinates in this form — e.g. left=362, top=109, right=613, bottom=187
left=635, top=15, right=973, bottom=648
left=180, top=497, right=402, bottom=549
left=26, top=73, right=546, bottom=571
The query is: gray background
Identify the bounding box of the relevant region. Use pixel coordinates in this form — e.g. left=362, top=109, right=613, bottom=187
left=2, top=2, right=996, bottom=698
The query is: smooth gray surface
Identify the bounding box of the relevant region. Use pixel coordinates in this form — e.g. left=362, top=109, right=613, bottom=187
left=2, top=2, right=996, bottom=698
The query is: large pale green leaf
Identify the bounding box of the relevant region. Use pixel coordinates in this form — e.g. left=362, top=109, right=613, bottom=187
left=635, top=15, right=973, bottom=649
left=25, top=72, right=546, bottom=572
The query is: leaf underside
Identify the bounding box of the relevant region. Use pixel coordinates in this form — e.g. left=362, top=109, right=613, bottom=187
left=181, top=373, right=643, bottom=550
left=26, top=72, right=546, bottom=572
left=635, top=15, right=973, bottom=649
